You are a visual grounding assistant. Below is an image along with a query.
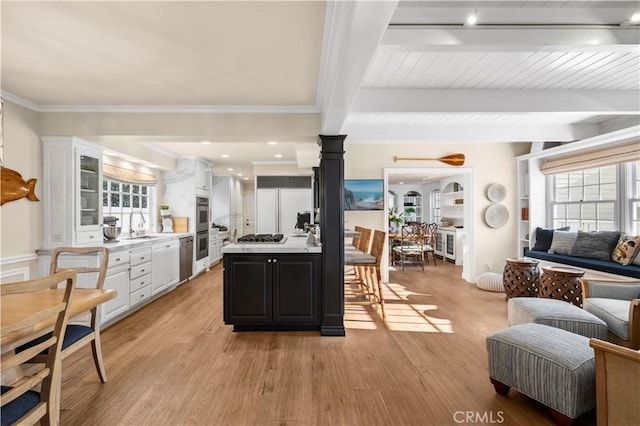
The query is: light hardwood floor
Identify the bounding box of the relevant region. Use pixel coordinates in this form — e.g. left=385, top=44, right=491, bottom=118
left=59, top=261, right=595, bottom=425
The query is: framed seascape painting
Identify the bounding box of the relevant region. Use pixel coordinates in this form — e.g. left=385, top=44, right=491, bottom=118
left=344, top=179, right=384, bottom=211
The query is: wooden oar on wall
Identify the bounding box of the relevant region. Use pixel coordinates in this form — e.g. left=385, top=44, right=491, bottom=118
left=393, top=153, right=465, bottom=166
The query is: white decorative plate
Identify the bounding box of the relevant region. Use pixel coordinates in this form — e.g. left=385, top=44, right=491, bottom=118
left=487, top=183, right=506, bottom=202
left=485, top=204, right=509, bottom=228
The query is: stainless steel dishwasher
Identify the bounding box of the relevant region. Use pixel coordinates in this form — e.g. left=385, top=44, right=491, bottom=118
left=179, top=236, right=194, bottom=282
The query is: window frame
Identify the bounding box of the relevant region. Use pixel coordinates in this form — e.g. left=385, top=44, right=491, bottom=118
left=103, top=177, right=155, bottom=234
left=546, top=162, right=637, bottom=233
left=431, top=189, right=441, bottom=224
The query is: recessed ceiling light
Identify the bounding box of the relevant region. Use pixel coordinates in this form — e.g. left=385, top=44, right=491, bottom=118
left=243, top=177, right=249, bottom=180
left=201, top=141, right=212, bottom=145
left=227, top=168, right=234, bottom=171
left=221, top=154, right=230, bottom=158
left=268, top=141, right=278, bottom=145
left=399, top=181, right=405, bottom=185
left=466, top=10, right=478, bottom=26
left=274, top=154, right=283, bottom=158
left=236, top=173, right=243, bottom=177
left=631, top=11, right=640, bottom=23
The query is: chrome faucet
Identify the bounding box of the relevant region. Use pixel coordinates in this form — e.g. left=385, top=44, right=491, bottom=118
left=129, top=210, right=146, bottom=236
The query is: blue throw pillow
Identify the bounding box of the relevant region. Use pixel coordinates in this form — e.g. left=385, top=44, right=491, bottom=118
left=532, top=227, right=570, bottom=251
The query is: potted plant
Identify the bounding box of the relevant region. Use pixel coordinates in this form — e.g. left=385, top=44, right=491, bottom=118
left=388, top=208, right=404, bottom=231
left=160, top=205, right=171, bottom=216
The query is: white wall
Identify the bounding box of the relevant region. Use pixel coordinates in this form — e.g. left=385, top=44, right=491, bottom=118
left=344, top=142, right=530, bottom=281
left=0, top=101, right=43, bottom=279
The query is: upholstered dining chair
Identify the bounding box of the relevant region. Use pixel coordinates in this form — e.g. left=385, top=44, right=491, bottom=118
left=17, top=247, right=110, bottom=383
left=1, top=270, right=76, bottom=426
left=423, top=223, right=438, bottom=265
left=392, top=224, right=425, bottom=271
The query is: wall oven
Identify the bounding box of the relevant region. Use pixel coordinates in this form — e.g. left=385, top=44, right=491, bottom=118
left=196, top=230, right=209, bottom=261
left=196, top=196, right=209, bottom=232
left=196, top=197, right=209, bottom=261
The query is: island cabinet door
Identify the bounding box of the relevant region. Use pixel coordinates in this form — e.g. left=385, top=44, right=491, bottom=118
left=272, top=254, right=320, bottom=324
left=223, top=255, right=272, bottom=323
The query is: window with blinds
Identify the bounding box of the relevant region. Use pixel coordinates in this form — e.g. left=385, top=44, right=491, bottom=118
left=103, top=178, right=155, bottom=233
left=631, top=161, right=640, bottom=235
left=549, top=161, right=639, bottom=233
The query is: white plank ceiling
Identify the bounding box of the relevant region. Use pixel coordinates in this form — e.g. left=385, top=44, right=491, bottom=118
left=341, top=0, right=640, bottom=142
left=362, top=50, right=640, bottom=90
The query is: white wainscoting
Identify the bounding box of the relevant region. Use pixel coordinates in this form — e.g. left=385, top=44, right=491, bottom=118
left=0, top=254, right=37, bottom=284
left=0, top=266, right=30, bottom=284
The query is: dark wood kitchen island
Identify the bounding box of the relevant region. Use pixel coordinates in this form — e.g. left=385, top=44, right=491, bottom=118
left=222, top=234, right=322, bottom=332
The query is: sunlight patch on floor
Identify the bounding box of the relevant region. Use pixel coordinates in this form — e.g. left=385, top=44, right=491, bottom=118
left=343, top=282, right=453, bottom=333
left=344, top=305, right=379, bottom=330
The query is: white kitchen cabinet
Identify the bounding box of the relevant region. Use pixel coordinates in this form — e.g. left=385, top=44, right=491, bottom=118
left=102, top=263, right=130, bottom=324
left=130, top=246, right=152, bottom=307
left=209, top=229, right=224, bottom=265
left=162, top=157, right=212, bottom=232
left=195, top=159, right=211, bottom=194
left=211, top=175, right=243, bottom=236
left=152, top=239, right=179, bottom=295
left=434, top=228, right=465, bottom=265
left=42, top=136, right=104, bottom=247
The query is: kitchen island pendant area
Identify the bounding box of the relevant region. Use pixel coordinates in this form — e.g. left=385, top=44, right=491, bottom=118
left=222, top=234, right=322, bottom=332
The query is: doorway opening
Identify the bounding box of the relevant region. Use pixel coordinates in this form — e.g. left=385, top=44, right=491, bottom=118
left=383, top=167, right=475, bottom=282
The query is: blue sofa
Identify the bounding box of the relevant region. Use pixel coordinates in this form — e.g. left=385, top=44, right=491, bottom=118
left=525, top=249, right=640, bottom=279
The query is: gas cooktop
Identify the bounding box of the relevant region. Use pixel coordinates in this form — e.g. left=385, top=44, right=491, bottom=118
left=237, top=233, right=286, bottom=243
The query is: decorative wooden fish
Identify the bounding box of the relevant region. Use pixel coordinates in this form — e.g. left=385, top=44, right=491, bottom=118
left=0, top=166, right=39, bottom=206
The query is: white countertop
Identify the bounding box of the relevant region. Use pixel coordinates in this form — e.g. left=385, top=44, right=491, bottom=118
left=222, top=234, right=322, bottom=254
left=36, top=232, right=194, bottom=254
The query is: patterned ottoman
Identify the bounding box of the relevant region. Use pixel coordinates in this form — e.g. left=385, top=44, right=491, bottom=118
left=508, top=297, right=608, bottom=340
left=486, top=324, right=595, bottom=424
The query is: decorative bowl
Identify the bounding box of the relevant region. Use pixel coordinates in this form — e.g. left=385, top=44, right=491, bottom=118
left=103, top=226, right=122, bottom=240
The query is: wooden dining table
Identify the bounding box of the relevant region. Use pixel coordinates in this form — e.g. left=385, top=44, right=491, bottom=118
left=1, top=287, right=117, bottom=352
left=1, top=286, right=116, bottom=423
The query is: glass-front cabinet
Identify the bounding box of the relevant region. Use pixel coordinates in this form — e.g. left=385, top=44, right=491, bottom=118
left=78, top=153, right=101, bottom=230
left=43, top=136, right=104, bottom=246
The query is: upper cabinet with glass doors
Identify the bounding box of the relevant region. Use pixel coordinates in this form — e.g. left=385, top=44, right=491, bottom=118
left=42, top=136, right=104, bottom=246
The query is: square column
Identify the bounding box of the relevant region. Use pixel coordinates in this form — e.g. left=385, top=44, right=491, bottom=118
left=318, top=135, right=346, bottom=336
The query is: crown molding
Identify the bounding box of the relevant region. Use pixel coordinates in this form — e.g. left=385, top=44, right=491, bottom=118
left=0, top=91, right=319, bottom=114
left=37, top=105, right=320, bottom=114
left=1, top=91, right=40, bottom=111
left=140, top=143, right=178, bottom=159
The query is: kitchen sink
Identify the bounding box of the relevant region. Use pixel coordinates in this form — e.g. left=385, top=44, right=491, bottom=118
left=122, top=235, right=161, bottom=240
